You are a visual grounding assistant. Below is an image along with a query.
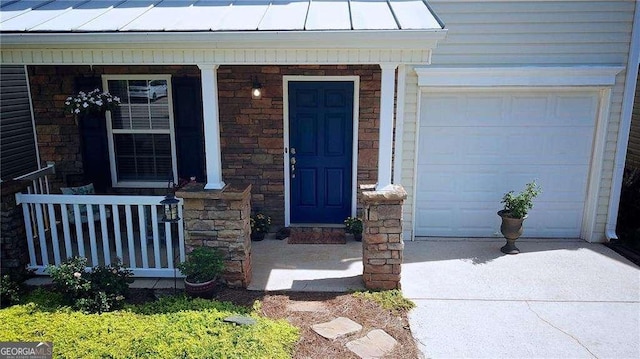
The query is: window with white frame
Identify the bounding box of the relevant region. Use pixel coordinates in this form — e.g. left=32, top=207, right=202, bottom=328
left=103, top=75, right=177, bottom=187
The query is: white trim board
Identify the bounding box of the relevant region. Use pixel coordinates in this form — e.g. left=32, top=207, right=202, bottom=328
left=282, top=75, right=360, bottom=226
left=0, top=48, right=432, bottom=66
left=415, top=66, right=624, bottom=88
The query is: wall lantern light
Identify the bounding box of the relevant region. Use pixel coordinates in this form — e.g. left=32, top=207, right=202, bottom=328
left=251, top=76, right=262, bottom=100
left=160, top=179, right=180, bottom=223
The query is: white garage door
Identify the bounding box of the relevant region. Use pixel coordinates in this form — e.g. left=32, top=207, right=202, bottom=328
left=415, top=90, right=598, bottom=238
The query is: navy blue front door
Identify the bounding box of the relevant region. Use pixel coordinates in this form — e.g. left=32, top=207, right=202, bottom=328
left=289, top=81, right=354, bottom=224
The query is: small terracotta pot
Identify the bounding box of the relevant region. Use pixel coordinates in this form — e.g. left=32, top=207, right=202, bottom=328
left=184, top=277, right=218, bottom=298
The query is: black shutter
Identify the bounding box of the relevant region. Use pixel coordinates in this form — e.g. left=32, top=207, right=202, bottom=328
left=172, top=77, right=205, bottom=182
left=0, top=65, right=39, bottom=180
left=75, top=77, right=111, bottom=192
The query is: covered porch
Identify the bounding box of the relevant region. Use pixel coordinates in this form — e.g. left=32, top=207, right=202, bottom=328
left=0, top=0, right=447, bottom=289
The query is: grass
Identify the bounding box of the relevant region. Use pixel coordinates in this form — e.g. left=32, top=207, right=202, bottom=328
left=0, top=289, right=299, bottom=359
left=352, top=289, right=416, bottom=314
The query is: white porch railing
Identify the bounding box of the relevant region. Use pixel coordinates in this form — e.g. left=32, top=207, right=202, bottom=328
left=15, top=193, right=185, bottom=278
left=14, top=164, right=56, bottom=235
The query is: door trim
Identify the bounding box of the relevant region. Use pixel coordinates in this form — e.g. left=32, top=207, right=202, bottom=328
left=283, top=76, right=360, bottom=226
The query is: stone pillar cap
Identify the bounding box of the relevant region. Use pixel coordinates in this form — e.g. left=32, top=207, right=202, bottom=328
left=360, top=184, right=407, bottom=202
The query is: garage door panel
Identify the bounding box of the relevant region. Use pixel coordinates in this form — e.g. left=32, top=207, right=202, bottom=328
left=420, top=127, right=593, bottom=166
left=554, top=95, right=599, bottom=123
left=418, top=164, right=589, bottom=204
left=416, top=90, right=596, bottom=238
left=423, top=92, right=598, bottom=128
left=415, top=201, right=498, bottom=237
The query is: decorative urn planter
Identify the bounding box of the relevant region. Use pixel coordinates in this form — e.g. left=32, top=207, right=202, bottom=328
left=497, top=210, right=526, bottom=254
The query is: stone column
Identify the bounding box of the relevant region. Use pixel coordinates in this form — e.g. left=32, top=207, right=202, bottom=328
left=176, top=183, right=252, bottom=288
left=1, top=180, right=31, bottom=277
left=360, top=184, right=407, bottom=290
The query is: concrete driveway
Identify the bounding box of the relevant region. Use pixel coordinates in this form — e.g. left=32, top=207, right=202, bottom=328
left=401, top=239, right=640, bottom=358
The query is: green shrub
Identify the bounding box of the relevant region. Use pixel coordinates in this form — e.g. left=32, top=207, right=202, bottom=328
left=20, top=288, right=65, bottom=311
left=500, top=181, right=542, bottom=219
left=344, top=217, right=363, bottom=234
left=47, top=257, right=133, bottom=313
left=176, top=247, right=225, bottom=283
left=129, top=294, right=249, bottom=315
left=0, top=275, right=21, bottom=307
left=0, top=295, right=299, bottom=359
left=353, top=289, right=416, bottom=313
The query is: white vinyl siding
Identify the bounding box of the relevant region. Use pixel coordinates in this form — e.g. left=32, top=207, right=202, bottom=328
left=401, top=1, right=635, bottom=241
left=0, top=65, right=38, bottom=180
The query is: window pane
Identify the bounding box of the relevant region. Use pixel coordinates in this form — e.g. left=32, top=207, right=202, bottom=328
left=106, top=77, right=173, bottom=184
left=111, top=106, right=131, bottom=130
left=130, top=105, right=151, bottom=129
left=108, top=80, right=129, bottom=104
left=114, top=134, right=172, bottom=181
left=128, top=80, right=150, bottom=104
left=149, top=80, right=168, bottom=103
left=150, top=105, right=170, bottom=129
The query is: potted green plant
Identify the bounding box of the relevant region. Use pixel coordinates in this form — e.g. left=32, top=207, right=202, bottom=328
left=497, top=181, right=542, bottom=254
left=344, top=217, right=364, bottom=241
left=177, top=247, right=225, bottom=297
left=250, top=213, right=271, bottom=241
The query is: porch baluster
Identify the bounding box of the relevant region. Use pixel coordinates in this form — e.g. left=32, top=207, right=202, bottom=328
left=125, top=205, right=136, bottom=268
left=112, top=205, right=123, bottom=261
left=99, top=205, right=111, bottom=265
left=138, top=206, right=149, bottom=269
left=46, top=203, right=61, bottom=264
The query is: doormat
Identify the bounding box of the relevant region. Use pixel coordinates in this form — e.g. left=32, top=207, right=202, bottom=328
left=288, top=227, right=347, bottom=244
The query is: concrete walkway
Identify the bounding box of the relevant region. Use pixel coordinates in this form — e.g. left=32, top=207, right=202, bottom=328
left=401, top=238, right=640, bottom=358
left=248, top=238, right=364, bottom=292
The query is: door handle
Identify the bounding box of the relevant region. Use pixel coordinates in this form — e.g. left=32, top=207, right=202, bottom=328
left=290, top=148, right=297, bottom=178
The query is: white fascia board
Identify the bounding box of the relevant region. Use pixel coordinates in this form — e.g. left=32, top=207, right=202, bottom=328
left=0, top=29, right=447, bottom=50
left=415, top=66, right=624, bottom=88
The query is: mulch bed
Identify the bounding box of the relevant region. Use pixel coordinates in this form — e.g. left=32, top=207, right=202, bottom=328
left=130, top=287, right=420, bottom=358
left=213, top=288, right=421, bottom=359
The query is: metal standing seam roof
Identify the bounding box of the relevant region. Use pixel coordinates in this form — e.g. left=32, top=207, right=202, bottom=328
left=0, top=0, right=444, bottom=33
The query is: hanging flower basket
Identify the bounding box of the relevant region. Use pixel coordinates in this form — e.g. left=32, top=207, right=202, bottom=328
left=65, top=89, right=121, bottom=117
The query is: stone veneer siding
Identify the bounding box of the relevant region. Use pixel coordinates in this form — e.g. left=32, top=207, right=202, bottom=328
left=27, top=65, right=201, bottom=193
left=29, top=65, right=381, bottom=226
left=360, top=184, right=407, bottom=290
left=0, top=180, right=31, bottom=277
left=217, top=65, right=380, bottom=227
left=176, top=183, right=252, bottom=288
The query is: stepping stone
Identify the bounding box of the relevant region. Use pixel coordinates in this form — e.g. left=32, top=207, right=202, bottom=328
left=346, top=329, right=397, bottom=359
left=312, top=317, right=362, bottom=340
left=288, top=301, right=328, bottom=312
left=223, top=315, right=257, bottom=326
